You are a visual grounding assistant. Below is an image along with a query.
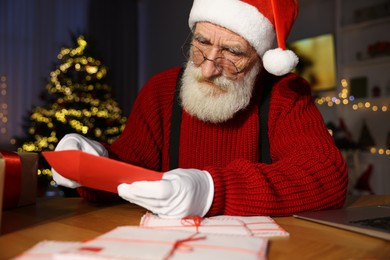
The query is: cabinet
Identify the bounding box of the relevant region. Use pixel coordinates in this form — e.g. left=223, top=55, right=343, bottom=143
left=336, top=0, right=390, bottom=98
left=334, top=0, right=390, bottom=147
left=333, top=0, right=390, bottom=194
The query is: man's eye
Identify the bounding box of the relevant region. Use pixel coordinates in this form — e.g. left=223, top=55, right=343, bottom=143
left=193, top=37, right=208, bottom=44
left=224, top=49, right=244, bottom=58
left=222, top=47, right=243, bottom=56
left=197, top=40, right=210, bottom=46
left=229, top=51, right=241, bottom=57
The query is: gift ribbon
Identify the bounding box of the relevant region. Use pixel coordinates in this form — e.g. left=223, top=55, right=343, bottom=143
left=163, top=233, right=206, bottom=260
left=1, top=150, right=22, bottom=209
left=181, top=216, right=204, bottom=233
left=148, top=215, right=206, bottom=259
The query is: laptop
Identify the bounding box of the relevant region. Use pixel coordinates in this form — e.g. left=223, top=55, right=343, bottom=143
left=293, top=205, right=390, bottom=241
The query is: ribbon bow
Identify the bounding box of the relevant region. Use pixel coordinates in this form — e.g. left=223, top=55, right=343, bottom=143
left=181, top=216, right=204, bottom=233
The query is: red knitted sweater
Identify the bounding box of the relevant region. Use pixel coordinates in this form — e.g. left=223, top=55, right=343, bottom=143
left=78, top=66, right=348, bottom=216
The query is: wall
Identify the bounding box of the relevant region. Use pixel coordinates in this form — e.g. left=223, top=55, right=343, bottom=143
left=0, top=0, right=90, bottom=147
left=137, top=0, right=193, bottom=88
left=290, top=0, right=336, bottom=41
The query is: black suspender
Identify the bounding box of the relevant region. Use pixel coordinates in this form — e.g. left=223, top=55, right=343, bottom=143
left=169, top=68, right=185, bottom=170
left=169, top=68, right=273, bottom=169
left=258, top=74, right=273, bottom=164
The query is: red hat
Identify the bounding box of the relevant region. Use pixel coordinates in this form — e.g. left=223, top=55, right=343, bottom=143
left=189, top=0, right=299, bottom=76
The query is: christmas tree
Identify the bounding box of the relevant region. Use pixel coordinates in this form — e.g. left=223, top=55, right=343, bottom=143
left=14, top=35, right=127, bottom=195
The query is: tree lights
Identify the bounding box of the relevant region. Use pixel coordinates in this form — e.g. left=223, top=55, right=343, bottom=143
left=14, top=35, right=127, bottom=180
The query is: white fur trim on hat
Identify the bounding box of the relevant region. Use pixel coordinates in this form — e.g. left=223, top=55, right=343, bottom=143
left=189, top=0, right=276, bottom=57
left=188, top=0, right=299, bottom=76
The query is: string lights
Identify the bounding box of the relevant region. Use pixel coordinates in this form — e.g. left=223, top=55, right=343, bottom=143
left=315, top=79, right=389, bottom=156
left=315, top=79, right=388, bottom=112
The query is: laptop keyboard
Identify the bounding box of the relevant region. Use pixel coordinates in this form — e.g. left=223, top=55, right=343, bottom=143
left=350, top=216, right=390, bottom=231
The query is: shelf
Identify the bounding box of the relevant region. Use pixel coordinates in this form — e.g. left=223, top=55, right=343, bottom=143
left=341, top=16, right=390, bottom=33
left=336, top=0, right=390, bottom=97
left=342, top=55, right=390, bottom=69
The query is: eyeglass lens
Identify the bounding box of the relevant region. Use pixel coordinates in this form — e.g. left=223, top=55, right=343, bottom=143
left=191, top=45, right=239, bottom=75
left=186, top=44, right=240, bottom=76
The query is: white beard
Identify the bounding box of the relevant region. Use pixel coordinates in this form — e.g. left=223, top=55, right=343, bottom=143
left=180, top=61, right=261, bottom=123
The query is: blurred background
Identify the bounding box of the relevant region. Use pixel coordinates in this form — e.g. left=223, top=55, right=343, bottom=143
left=1, top=0, right=389, bottom=195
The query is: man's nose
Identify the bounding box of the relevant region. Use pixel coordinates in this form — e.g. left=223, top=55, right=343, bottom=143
left=200, top=50, right=222, bottom=79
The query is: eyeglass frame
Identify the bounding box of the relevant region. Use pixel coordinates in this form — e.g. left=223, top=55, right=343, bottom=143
left=181, top=34, right=257, bottom=78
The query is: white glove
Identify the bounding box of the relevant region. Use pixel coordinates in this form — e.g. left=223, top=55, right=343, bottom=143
left=117, top=168, right=214, bottom=218
left=52, top=133, right=108, bottom=188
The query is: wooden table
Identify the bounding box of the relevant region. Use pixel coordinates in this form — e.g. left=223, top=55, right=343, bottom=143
left=1, top=195, right=389, bottom=259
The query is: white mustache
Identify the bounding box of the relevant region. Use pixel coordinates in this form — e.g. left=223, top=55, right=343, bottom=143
left=193, top=68, right=233, bottom=91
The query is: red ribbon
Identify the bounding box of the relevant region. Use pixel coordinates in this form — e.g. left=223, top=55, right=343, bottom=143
left=161, top=216, right=206, bottom=259
left=181, top=216, right=204, bottom=233
left=163, top=233, right=206, bottom=260
left=1, top=150, right=22, bottom=209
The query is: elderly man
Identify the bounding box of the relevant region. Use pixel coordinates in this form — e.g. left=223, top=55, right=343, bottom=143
left=53, top=0, right=348, bottom=218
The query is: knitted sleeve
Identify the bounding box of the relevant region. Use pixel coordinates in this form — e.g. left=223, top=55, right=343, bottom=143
left=108, top=67, right=180, bottom=169
left=205, top=74, right=348, bottom=216
left=76, top=67, right=181, bottom=201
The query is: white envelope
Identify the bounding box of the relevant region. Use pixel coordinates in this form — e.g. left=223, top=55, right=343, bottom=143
left=53, top=226, right=268, bottom=260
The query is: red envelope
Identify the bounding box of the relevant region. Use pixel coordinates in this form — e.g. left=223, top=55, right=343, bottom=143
left=42, top=150, right=163, bottom=193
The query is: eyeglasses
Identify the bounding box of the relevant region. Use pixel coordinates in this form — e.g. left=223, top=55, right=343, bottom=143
left=183, top=43, right=252, bottom=78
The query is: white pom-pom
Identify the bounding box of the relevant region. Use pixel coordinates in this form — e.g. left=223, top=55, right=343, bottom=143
left=262, top=48, right=299, bottom=76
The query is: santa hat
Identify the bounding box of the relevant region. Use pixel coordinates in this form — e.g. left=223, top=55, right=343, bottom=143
left=188, top=0, right=299, bottom=76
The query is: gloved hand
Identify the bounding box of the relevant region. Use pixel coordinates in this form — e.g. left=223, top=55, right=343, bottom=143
left=52, top=133, right=108, bottom=188
left=117, top=168, right=214, bottom=218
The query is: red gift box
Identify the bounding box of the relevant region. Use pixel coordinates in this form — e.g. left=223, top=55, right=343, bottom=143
left=0, top=151, right=38, bottom=210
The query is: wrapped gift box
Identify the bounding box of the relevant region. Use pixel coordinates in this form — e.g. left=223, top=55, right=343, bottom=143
left=140, top=213, right=290, bottom=238
left=0, top=151, right=38, bottom=211
left=17, top=227, right=269, bottom=259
